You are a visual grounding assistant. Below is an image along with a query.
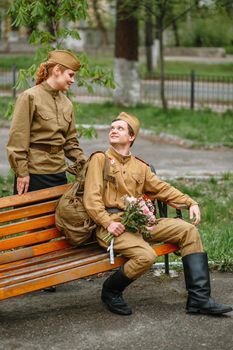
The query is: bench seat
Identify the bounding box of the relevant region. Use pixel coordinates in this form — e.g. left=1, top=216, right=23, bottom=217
left=0, top=184, right=179, bottom=301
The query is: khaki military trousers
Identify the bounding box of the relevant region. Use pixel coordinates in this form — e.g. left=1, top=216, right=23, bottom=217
left=96, top=218, right=204, bottom=280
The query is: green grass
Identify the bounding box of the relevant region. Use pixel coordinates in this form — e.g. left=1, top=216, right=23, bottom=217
left=0, top=55, right=34, bottom=69
left=168, top=175, right=233, bottom=271
left=0, top=55, right=114, bottom=70
left=1, top=54, right=233, bottom=77
left=225, top=46, right=233, bottom=55
left=1, top=173, right=232, bottom=270
left=75, top=102, right=233, bottom=148
left=0, top=171, right=14, bottom=198
left=140, top=61, right=233, bottom=77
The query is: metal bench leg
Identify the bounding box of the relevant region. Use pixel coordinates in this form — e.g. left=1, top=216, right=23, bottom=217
left=164, top=254, right=169, bottom=275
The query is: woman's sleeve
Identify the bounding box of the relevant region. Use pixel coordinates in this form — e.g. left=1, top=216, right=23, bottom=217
left=6, top=92, right=35, bottom=177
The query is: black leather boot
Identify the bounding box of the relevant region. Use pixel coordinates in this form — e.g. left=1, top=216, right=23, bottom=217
left=101, top=268, right=134, bottom=315
left=182, top=252, right=232, bottom=315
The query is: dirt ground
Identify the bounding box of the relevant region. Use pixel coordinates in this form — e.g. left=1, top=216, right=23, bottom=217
left=0, top=270, right=233, bottom=350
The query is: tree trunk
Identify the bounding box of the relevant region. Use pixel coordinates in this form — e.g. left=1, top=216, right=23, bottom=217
left=2, top=12, right=10, bottom=52
left=92, top=0, right=109, bottom=46
left=157, top=15, right=168, bottom=111
left=113, top=0, right=140, bottom=106
left=45, top=0, right=59, bottom=40
left=172, top=19, right=180, bottom=47
left=145, top=5, right=153, bottom=73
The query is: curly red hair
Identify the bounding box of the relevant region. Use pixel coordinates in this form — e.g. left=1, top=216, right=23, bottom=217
left=35, top=62, right=67, bottom=85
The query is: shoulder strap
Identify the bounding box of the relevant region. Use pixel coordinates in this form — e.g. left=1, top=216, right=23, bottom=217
left=103, top=154, right=110, bottom=184
left=135, top=156, right=150, bottom=166
left=89, top=151, right=110, bottom=189
left=89, top=150, right=105, bottom=160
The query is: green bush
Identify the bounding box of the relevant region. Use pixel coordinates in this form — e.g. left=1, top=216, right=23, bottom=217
left=225, top=46, right=233, bottom=54
left=180, top=15, right=233, bottom=47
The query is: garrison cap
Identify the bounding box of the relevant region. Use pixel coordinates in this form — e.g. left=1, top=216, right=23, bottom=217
left=48, top=50, right=80, bottom=71
left=116, top=112, right=140, bottom=138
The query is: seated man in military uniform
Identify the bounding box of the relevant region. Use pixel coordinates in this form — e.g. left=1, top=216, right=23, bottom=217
left=83, top=112, right=232, bottom=316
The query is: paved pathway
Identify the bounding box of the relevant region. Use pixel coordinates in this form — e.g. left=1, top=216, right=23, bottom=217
left=0, top=127, right=232, bottom=178
left=0, top=271, right=232, bottom=350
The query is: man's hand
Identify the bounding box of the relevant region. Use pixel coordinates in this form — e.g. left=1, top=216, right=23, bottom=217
left=189, top=204, right=201, bottom=225
left=107, top=222, right=125, bottom=237
left=17, top=176, right=30, bottom=195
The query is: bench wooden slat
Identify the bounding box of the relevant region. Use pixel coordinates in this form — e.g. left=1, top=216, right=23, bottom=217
left=0, top=214, right=55, bottom=237
left=0, top=200, right=58, bottom=223
left=0, top=243, right=178, bottom=286
left=0, top=184, right=71, bottom=210
left=0, top=243, right=98, bottom=272
left=0, top=247, right=104, bottom=279
left=0, top=247, right=75, bottom=272
left=155, top=243, right=179, bottom=256
left=0, top=228, right=61, bottom=251
left=0, top=256, right=127, bottom=300
left=0, top=252, right=109, bottom=288
left=0, top=239, right=71, bottom=265
left=0, top=243, right=178, bottom=275
left=0, top=243, right=178, bottom=300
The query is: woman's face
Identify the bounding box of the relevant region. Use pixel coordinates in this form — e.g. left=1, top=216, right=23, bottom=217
left=52, top=66, right=75, bottom=91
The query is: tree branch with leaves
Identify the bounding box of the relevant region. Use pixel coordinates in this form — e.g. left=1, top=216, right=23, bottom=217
left=7, top=0, right=115, bottom=136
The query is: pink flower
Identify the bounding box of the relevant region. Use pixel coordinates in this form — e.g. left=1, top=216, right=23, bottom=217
left=148, top=215, right=156, bottom=224
left=143, top=206, right=150, bottom=215
left=138, top=200, right=146, bottom=208
left=126, top=196, right=137, bottom=204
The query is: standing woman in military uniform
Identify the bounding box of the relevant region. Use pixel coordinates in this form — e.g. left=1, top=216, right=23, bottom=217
left=7, top=50, right=86, bottom=195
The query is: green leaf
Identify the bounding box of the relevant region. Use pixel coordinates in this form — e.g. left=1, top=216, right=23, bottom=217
left=4, top=101, right=15, bottom=120
left=76, top=125, right=98, bottom=139
left=31, top=0, right=45, bottom=18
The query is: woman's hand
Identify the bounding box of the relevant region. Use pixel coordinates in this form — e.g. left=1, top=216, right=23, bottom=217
left=17, top=176, right=30, bottom=195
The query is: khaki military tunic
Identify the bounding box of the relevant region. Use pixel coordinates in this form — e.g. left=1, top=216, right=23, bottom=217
left=7, top=81, right=86, bottom=177
left=84, top=147, right=203, bottom=279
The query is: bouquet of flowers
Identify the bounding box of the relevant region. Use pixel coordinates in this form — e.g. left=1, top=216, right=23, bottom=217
left=104, top=195, right=156, bottom=244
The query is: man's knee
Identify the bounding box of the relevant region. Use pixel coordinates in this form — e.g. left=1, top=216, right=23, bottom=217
left=181, top=224, right=203, bottom=256
left=137, top=249, right=157, bottom=268
left=124, top=248, right=157, bottom=279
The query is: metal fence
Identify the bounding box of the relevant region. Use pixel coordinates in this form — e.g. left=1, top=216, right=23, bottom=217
left=0, top=66, right=233, bottom=112
left=140, top=71, right=233, bottom=112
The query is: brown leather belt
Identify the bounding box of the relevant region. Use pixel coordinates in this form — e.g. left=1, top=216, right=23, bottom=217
left=106, top=208, right=124, bottom=214
left=30, top=143, right=63, bottom=154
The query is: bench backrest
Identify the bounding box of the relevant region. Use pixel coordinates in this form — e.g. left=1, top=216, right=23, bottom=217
left=0, top=184, right=72, bottom=266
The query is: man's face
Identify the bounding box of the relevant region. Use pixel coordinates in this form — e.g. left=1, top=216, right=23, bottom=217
left=53, top=66, right=75, bottom=91
left=109, top=120, right=135, bottom=147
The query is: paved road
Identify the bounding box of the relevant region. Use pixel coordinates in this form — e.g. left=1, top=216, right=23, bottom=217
left=0, top=127, right=233, bottom=179
left=0, top=270, right=232, bottom=350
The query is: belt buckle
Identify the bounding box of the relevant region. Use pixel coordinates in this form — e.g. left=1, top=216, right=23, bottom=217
left=50, top=145, right=59, bottom=154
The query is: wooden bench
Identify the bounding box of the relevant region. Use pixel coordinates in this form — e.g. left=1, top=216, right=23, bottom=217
left=0, top=184, right=179, bottom=301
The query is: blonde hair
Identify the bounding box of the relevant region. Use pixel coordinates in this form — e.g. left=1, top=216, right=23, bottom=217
left=36, top=62, right=67, bottom=85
